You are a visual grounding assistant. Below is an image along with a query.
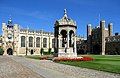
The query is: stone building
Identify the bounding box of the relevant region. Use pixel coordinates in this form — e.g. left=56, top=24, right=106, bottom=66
left=2, top=18, right=54, bottom=55
left=84, top=20, right=120, bottom=55
left=86, top=20, right=113, bottom=55
left=106, top=34, right=120, bottom=55
left=54, top=9, right=77, bottom=57
left=1, top=10, right=82, bottom=56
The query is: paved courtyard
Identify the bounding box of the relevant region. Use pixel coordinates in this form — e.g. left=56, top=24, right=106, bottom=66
left=0, top=56, right=120, bottom=78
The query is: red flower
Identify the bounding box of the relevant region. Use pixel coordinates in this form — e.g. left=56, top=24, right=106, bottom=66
left=52, top=56, right=93, bottom=62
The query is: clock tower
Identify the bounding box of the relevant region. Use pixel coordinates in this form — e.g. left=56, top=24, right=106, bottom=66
left=2, top=18, right=19, bottom=55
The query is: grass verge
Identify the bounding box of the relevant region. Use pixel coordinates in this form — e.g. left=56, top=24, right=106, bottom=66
left=59, top=55, right=120, bottom=74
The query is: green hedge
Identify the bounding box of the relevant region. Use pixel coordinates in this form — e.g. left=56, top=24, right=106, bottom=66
left=40, top=48, right=54, bottom=55
left=0, top=48, right=4, bottom=55
left=43, top=51, right=54, bottom=55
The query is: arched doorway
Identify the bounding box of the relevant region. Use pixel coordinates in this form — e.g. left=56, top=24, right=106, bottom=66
left=7, top=48, right=13, bottom=55
left=30, top=49, right=34, bottom=55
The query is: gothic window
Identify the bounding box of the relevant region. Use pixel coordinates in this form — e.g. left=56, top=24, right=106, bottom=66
left=21, top=36, right=25, bottom=47
left=52, top=38, right=55, bottom=48
left=43, top=38, right=47, bottom=48
left=36, top=37, right=40, bottom=47
left=29, top=37, right=33, bottom=47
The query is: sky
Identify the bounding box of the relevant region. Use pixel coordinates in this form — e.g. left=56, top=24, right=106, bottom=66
left=0, top=0, right=120, bottom=37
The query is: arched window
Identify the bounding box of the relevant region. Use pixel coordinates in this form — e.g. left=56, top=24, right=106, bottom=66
left=69, top=30, right=74, bottom=47
left=36, top=37, right=40, bottom=47
left=21, top=36, right=25, bottom=47
left=52, top=38, right=55, bottom=48
left=60, top=30, right=67, bottom=47
left=29, top=37, right=33, bottom=47
left=43, top=38, right=47, bottom=48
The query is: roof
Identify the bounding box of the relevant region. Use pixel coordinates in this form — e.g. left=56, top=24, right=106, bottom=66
left=55, top=9, right=76, bottom=26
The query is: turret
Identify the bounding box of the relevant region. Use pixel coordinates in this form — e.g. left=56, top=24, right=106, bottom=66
left=100, top=20, right=105, bottom=55
left=7, top=18, right=13, bottom=28
left=87, top=24, right=92, bottom=39
left=108, top=23, right=113, bottom=36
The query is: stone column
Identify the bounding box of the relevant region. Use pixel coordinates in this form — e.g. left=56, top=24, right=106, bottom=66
left=67, top=30, right=69, bottom=48
left=58, top=36, right=61, bottom=48
left=41, top=30, right=43, bottom=48
left=26, top=29, right=29, bottom=55
left=74, top=35, right=77, bottom=54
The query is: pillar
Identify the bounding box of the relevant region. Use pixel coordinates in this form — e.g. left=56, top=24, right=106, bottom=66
left=74, top=35, right=77, bottom=54
left=67, top=30, right=69, bottom=48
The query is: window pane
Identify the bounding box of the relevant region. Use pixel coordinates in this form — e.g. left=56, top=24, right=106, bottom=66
left=36, top=37, right=40, bottom=47
left=29, top=37, right=33, bottom=47
left=43, top=38, right=47, bottom=48
left=21, top=36, right=25, bottom=47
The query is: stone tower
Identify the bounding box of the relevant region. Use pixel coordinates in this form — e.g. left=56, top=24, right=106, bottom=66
left=100, top=20, right=105, bottom=55
left=2, top=18, right=19, bottom=55
left=108, top=23, right=113, bottom=36
left=54, top=9, right=77, bottom=57
left=87, top=24, right=92, bottom=52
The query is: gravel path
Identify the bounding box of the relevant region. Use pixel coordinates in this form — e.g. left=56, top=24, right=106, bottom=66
left=0, top=56, right=44, bottom=78
left=10, top=56, right=120, bottom=78
left=1, top=56, right=120, bottom=78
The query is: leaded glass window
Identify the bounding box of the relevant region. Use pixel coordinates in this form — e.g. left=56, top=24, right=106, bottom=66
left=21, top=36, right=25, bottom=47
left=43, top=38, right=47, bottom=48
left=36, top=37, right=40, bottom=47
left=29, top=37, right=33, bottom=47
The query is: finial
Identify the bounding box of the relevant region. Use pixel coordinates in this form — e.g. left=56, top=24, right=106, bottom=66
left=64, top=9, right=68, bottom=18
left=8, top=15, right=12, bottom=24
left=64, top=9, right=67, bottom=14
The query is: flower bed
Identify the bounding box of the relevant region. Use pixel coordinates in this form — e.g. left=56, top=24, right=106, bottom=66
left=52, top=56, right=93, bottom=62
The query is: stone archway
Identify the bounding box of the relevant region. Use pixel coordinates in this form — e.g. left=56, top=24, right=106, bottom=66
left=60, top=30, right=67, bottom=47
left=7, top=48, right=13, bottom=55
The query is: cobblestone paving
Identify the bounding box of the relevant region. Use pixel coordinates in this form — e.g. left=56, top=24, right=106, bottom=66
left=0, top=56, right=44, bottom=78
left=10, top=56, right=120, bottom=78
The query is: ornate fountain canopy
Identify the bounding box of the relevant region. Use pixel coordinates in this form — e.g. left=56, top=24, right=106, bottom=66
left=55, top=9, right=76, bottom=26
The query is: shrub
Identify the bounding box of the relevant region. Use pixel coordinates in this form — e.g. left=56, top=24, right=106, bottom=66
left=0, top=48, right=4, bottom=55
left=43, top=51, right=50, bottom=55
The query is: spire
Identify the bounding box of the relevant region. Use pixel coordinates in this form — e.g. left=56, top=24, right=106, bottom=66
left=64, top=9, right=68, bottom=18
left=7, top=15, right=13, bottom=28
left=8, top=17, right=12, bottom=24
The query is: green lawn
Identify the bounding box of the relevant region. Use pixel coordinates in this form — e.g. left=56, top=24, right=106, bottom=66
left=59, top=55, right=120, bottom=74
left=25, top=55, right=120, bottom=74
